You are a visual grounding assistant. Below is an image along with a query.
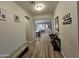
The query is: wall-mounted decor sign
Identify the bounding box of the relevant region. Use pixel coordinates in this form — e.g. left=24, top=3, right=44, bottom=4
left=63, top=13, right=72, bottom=25
left=14, top=14, right=20, bottom=23
left=55, top=16, right=59, bottom=33
left=0, top=8, right=6, bottom=21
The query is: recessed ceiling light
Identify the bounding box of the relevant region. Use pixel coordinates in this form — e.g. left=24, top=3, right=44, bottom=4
left=35, top=4, right=44, bottom=11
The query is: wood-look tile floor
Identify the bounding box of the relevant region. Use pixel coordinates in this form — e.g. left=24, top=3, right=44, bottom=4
left=22, top=32, right=63, bottom=58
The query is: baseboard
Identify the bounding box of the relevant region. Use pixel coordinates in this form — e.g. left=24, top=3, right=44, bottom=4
left=0, top=55, right=9, bottom=58
left=9, top=43, right=27, bottom=58
left=61, top=49, right=66, bottom=58
left=17, top=46, right=28, bottom=58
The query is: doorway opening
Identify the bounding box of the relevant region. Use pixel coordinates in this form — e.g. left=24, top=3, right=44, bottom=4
left=35, top=18, right=52, bottom=38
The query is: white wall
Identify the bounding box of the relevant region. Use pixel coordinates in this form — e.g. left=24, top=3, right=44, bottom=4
left=53, top=1, right=79, bottom=57
left=0, top=1, right=30, bottom=57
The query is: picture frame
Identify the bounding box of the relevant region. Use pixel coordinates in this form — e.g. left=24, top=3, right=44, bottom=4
left=55, top=16, right=59, bottom=33
left=0, top=8, right=6, bottom=21
left=14, top=14, right=20, bottom=23
left=63, top=13, right=72, bottom=25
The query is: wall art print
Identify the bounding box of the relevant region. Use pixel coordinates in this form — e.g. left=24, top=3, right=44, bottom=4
left=14, top=14, right=20, bottom=23
left=55, top=16, right=59, bottom=33
left=0, top=8, right=6, bottom=21
left=63, top=13, right=72, bottom=25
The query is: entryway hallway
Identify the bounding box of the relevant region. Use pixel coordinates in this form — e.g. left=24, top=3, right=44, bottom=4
left=0, top=1, right=79, bottom=58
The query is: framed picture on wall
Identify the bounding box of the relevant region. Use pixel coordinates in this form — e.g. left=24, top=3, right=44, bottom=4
left=55, top=16, right=59, bottom=33
left=0, top=8, right=6, bottom=21
left=14, top=14, right=20, bottom=23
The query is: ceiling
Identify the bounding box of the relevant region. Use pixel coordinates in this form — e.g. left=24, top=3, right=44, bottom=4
left=35, top=18, right=52, bottom=24
left=15, top=1, right=58, bottom=16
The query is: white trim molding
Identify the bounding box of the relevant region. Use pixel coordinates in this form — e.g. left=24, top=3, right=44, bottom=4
left=61, top=49, right=66, bottom=58
left=9, top=43, right=27, bottom=58
left=0, top=54, right=9, bottom=58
